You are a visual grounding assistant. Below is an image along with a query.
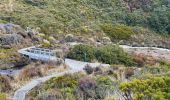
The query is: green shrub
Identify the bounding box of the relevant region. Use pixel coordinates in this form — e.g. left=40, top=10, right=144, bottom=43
left=96, top=76, right=113, bottom=87
left=101, top=24, right=135, bottom=41
left=119, top=76, right=170, bottom=100
left=95, top=76, right=114, bottom=99
left=44, top=75, right=78, bottom=90
left=42, top=40, right=51, bottom=48
left=67, top=44, right=135, bottom=66
left=95, top=45, right=135, bottom=66
left=44, top=75, right=78, bottom=99
left=37, top=89, right=63, bottom=100
left=67, top=44, right=95, bottom=62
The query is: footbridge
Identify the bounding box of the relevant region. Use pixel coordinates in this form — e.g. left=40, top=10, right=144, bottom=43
left=18, top=46, right=58, bottom=61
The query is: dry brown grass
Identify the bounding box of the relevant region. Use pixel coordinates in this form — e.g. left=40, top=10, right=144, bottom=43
left=125, top=68, right=134, bottom=79
left=27, top=89, right=63, bottom=100
left=0, top=75, right=12, bottom=92
left=17, top=61, right=68, bottom=81
left=17, top=63, right=44, bottom=81
left=132, top=53, right=158, bottom=67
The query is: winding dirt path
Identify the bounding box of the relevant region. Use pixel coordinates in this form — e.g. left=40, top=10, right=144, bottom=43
left=120, top=45, right=170, bottom=61
left=13, top=45, right=170, bottom=100
left=13, top=59, right=109, bottom=100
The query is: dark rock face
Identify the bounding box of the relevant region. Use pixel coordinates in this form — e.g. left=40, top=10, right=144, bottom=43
left=0, top=23, right=27, bottom=46
left=0, top=24, right=35, bottom=69
left=0, top=34, right=23, bottom=45
left=0, top=23, right=25, bottom=34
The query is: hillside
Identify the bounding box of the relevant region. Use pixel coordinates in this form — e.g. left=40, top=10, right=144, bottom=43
left=0, top=0, right=170, bottom=35
left=0, top=0, right=170, bottom=100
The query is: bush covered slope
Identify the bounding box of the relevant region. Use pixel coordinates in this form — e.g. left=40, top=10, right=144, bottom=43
left=67, top=44, right=135, bottom=66
left=0, top=0, right=170, bottom=35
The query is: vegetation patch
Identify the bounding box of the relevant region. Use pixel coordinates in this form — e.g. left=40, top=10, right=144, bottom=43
left=101, top=24, right=135, bottom=41
left=120, top=76, right=170, bottom=100
left=0, top=0, right=169, bottom=35
left=95, top=45, right=135, bottom=66
left=67, top=44, right=135, bottom=66
left=67, top=44, right=95, bottom=62
left=0, top=93, right=6, bottom=100
left=83, top=64, right=94, bottom=74
left=28, top=72, right=116, bottom=100
left=0, top=75, right=11, bottom=93
left=132, top=53, right=158, bottom=67
left=0, top=48, right=16, bottom=59
left=18, top=65, right=43, bottom=81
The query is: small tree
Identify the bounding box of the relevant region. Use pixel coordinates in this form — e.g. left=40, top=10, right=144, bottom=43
left=67, top=44, right=95, bottom=62
left=95, top=45, right=135, bottom=66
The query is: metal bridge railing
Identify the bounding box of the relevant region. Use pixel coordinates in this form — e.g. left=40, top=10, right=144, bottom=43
left=18, top=47, right=57, bottom=61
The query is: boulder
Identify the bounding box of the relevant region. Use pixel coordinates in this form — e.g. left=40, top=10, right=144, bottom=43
left=0, top=23, right=25, bottom=35
left=0, top=24, right=36, bottom=47
left=0, top=34, right=23, bottom=45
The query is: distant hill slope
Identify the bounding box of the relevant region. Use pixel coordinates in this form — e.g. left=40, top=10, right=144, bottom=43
left=0, top=0, right=169, bottom=35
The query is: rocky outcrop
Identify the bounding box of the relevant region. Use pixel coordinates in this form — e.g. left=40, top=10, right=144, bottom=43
left=0, top=23, right=25, bottom=35
left=0, top=23, right=32, bottom=47
left=0, top=34, right=23, bottom=45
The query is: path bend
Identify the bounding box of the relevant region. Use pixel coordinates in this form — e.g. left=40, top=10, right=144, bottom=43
left=13, top=59, right=109, bottom=100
